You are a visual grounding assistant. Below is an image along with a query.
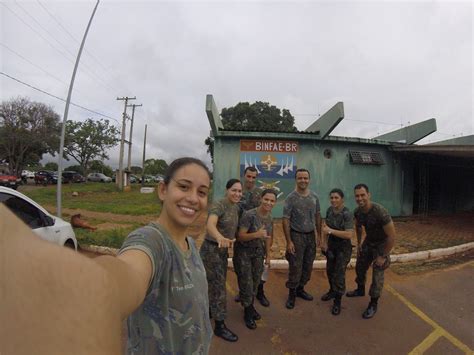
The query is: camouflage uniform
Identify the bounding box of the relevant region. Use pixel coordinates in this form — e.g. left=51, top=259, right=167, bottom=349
left=200, top=198, right=239, bottom=322
left=325, top=206, right=353, bottom=296
left=354, top=202, right=392, bottom=298
left=233, top=208, right=273, bottom=307
left=283, top=190, right=320, bottom=289
left=238, top=186, right=262, bottom=217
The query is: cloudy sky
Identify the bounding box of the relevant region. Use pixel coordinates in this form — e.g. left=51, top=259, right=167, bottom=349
left=1, top=0, right=472, bottom=169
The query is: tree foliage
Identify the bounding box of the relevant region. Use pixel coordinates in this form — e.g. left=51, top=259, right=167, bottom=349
left=0, top=97, right=61, bottom=175
left=44, top=162, right=58, bottom=171
left=143, top=158, right=168, bottom=175
left=205, top=101, right=297, bottom=160
left=63, top=118, right=119, bottom=174
left=130, top=166, right=143, bottom=175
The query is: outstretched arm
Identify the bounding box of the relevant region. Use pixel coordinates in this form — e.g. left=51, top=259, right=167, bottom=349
left=0, top=205, right=150, bottom=354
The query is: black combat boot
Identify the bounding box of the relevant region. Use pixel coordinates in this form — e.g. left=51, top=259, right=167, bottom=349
left=331, top=294, right=342, bottom=316
left=244, top=306, right=257, bottom=329
left=256, top=282, right=270, bottom=307
left=250, top=304, right=261, bottom=320
left=286, top=288, right=296, bottom=309
left=214, top=320, right=239, bottom=342
left=321, top=290, right=335, bottom=301
left=296, top=286, right=314, bottom=301
left=362, top=298, right=378, bottom=319
left=346, top=286, right=365, bottom=297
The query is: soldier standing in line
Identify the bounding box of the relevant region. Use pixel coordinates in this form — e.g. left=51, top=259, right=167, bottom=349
left=346, top=183, right=396, bottom=319
left=233, top=189, right=277, bottom=329
left=235, top=166, right=271, bottom=307
left=283, top=168, right=321, bottom=309
left=320, top=188, right=354, bottom=316
left=200, top=179, right=242, bottom=342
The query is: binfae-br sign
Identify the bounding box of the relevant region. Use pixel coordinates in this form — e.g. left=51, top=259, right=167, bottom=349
left=240, top=140, right=299, bottom=153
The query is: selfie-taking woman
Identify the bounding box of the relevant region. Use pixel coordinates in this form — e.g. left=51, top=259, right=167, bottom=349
left=200, top=179, right=242, bottom=342
left=118, top=157, right=213, bottom=354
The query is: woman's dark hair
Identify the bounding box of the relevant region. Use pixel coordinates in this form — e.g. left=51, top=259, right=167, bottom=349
left=261, top=188, right=277, bottom=199
left=163, top=157, right=211, bottom=184
left=329, top=188, right=344, bottom=198
left=225, top=178, right=241, bottom=189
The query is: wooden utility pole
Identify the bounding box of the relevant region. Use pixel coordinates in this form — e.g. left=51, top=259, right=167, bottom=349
left=126, top=103, right=142, bottom=171
left=141, top=124, right=147, bottom=187
left=116, top=96, right=136, bottom=190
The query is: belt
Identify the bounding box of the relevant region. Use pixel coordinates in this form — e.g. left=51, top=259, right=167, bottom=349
left=290, top=228, right=314, bottom=235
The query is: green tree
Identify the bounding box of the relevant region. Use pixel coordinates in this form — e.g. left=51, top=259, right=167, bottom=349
left=63, top=118, right=119, bottom=174
left=143, top=158, right=168, bottom=175
left=64, top=165, right=83, bottom=173
left=130, top=166, right=143, bottom=175
left=44, top=162, right=58, bottom=171
left=204, top=101, right=297, bottom=160
left=0, top=97, right=61, bottom=176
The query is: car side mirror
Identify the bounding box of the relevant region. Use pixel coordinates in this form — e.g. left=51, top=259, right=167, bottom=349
left=43, top=215, right=55, bottom=227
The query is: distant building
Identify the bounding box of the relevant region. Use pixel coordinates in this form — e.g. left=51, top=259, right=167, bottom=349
left=206, top=95, right=473, bottom=216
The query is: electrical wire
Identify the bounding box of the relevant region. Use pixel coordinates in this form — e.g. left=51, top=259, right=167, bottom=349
left=1, top=71, right=120, bottom=125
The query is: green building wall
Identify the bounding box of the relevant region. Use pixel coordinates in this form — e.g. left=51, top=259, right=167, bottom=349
left=212, top=133, right=413, bottom=217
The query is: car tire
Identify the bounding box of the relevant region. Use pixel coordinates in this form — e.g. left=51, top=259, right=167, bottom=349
left=64, top=239, right=76, bottom=250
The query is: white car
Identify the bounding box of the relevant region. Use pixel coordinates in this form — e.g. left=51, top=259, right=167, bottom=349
left=87, top=173, right=112, bottom=183
left=0, top=187, right=78, bottom=250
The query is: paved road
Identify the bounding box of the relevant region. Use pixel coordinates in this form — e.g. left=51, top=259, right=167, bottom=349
left=209, top=262, right=474, bottom=355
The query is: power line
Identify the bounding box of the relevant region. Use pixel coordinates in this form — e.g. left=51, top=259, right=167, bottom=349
left=36, top=0, right=112, bottom=76
left=0, top=71, right=120, bottom=125
left=12, top=0, right=115, bottom=92
left=2, top=1, right=115, bottom=94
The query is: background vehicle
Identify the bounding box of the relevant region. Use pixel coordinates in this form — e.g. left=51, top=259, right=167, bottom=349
left=87, top=172, right=112, bottom=183
left=34, top=170, right=58, bottom=185
left=0, top=186, right=78, bottom=250
left=0, top=174, right=22, bottom=190
left=62, top=171, right=86, bottom=183
left=21, top=170, right=35, bottom=183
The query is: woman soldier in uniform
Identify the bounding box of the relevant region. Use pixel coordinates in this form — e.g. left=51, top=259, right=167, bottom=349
left=320, top=188, right=354, bottom=315
left=233, top=189, right=277, bottom=329
left=200, top=179, right=242, bottom=342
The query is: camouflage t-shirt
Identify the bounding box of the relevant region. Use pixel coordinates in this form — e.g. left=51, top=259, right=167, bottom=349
left=283, top=190, right=321, bottom=233
left=237, top=207, right=273, bottom=249
left=239, top=186, right=262, bottom=215
left=205, top=198, right=239, bottom=242
left=354, top=202, right=392, bottom=244
left=325, top=206, right=353, bottom=244
left=119, top=223, right=212, bottom=355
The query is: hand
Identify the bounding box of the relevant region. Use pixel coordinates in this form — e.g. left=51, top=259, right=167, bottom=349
left=286, top=240, right=295, bottom=254
left=265, top=258, right=270, bottom=267
left=322, top=225, right=331, bottom=234
left=218, top=237, right=235, bottom=249
left=257, top=227, right=269, bottom=239
left=375, top=255, right=386, bottom=267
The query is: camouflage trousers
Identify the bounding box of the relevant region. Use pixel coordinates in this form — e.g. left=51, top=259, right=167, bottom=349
left=326, top=237, right=353, bottom=296
left=200, top=239, right=229, bottom=322
left=354, top=241, right=391, bottom=298
left=233, top=244, right=265, bottom=307
left=285, top=230, right=316, bottom=289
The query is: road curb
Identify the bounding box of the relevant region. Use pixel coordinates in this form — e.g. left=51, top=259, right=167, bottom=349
left=80, top=241, right=474, bottom=270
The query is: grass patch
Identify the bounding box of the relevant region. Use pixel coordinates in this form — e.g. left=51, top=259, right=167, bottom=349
left=391, top=251, right=474, bottom=275
left=75, top=224, right=142, bottom=248
left=20, top=183, right=161, bottom=215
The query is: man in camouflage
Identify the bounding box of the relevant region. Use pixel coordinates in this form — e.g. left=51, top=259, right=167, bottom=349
left=283, top=168, right=321, bottom=309
left=346, top=183, right=396, bottom=319
left=234, top=189, right=276, bottom=329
